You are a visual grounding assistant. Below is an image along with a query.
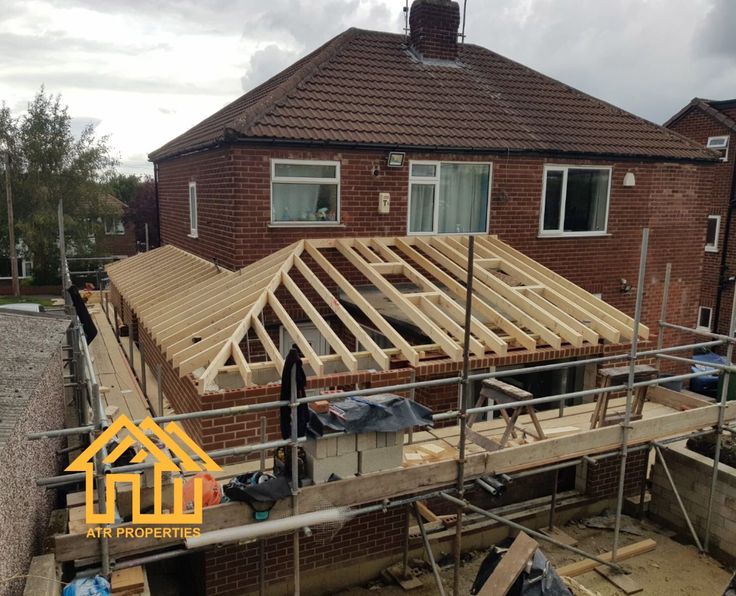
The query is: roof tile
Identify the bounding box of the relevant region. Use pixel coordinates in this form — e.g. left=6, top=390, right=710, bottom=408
left=150, top=28, right=712, bottom=161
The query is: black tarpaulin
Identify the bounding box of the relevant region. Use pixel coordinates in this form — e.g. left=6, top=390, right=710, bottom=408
left=308, top=394, right=433, bottom=435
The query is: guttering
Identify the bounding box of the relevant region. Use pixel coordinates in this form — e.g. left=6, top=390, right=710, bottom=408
left=149, top=136, right=718, bottom=165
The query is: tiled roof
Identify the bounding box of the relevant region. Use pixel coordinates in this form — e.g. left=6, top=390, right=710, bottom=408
left=665, top=98, right=736, bottom=134
left=150, top=28, right=713, bottom=162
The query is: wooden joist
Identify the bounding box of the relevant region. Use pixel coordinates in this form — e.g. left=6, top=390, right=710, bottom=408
left=106, top=236, right=648, bottom=390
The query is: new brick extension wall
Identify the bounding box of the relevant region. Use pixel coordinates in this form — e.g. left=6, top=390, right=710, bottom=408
left=157, top=145, right=713, bottom=343
left=204, top=506, right=406, bottom=595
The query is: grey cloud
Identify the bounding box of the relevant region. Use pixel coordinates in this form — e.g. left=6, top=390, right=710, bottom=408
left=241, top=44, right=299, bottom=91
left=695, top=0, right=736, bottom=58
left=2, top=71, right=239, bottom=97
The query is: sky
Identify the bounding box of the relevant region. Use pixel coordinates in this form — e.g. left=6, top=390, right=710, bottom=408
left=1, top=0, right=734, bottom=175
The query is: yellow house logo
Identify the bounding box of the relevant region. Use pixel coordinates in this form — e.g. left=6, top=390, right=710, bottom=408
left=66, top=415, right=221, bottom=527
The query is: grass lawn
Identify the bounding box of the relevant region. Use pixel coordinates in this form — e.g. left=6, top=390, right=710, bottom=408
left=0, top=295, right=57, bottom=308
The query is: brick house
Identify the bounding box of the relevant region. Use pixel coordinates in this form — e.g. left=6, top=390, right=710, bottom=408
left=665, top=98, right=736, bottom=335
left=95, top=194, right=137, bottom=258
left=121, top=1, right=722, bottom=592
left=149, top=0, right=716, bottom=348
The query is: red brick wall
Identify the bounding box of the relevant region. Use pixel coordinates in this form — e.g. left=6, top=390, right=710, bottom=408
left=667, top=108, right=736, bottom=334
left=586, top=448, right=648, bottom=499
left=203, top=506, right=406, bottom=595
left=95, top=224, right=137, bottom=257
left=156, top=145, right=714, bottom=340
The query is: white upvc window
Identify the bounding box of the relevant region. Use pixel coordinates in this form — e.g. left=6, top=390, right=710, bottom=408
left=104, top=216, right=125, bottom=235
left=408, top=161, right=491, bottom=235
left=697, top=306, right=713, bottom=331
left=188, top=182, right=198, bottom=238
left=0, top=256, right=32, bottom=280
left=271, top=159, right=340, bottom=224
left=539, top=165, right=611, bottom=237
left=707, top=135, right=729, bottom=162
left=706, top=215, right=721, bottom=253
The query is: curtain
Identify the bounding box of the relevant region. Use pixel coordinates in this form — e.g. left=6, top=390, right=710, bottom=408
left=438, top=163, right=489, bottom=233
left=409, top=184, right=435, bottom=232
left=272, top=183, right=337, bottom=222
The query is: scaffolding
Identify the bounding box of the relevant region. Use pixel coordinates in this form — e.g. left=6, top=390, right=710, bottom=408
left=31, top=227, right=736, bottom=595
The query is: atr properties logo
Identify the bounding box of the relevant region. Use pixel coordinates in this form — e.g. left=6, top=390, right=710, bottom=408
left=66, top=415, right=221, bottom=532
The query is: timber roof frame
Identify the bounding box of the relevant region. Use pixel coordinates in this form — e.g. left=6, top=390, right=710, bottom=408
left=107, top=236, right=648, bottom=394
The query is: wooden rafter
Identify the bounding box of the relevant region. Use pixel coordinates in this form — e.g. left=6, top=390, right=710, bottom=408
left=107, top=236, right=647, bottom=391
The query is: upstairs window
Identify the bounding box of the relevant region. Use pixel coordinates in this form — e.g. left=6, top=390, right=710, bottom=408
left=540, top=166, right=611, bottom=236
left=706, top=215, right=721, bottom=252
left=408, top=161, right=491, bottom=234
left=188, top=182, right=198, bottom=238
left=707, top=135, right=729, bottom=162
left=104, top=216, right=124, bottom=235
left=271, top=160, right=340, bottom=224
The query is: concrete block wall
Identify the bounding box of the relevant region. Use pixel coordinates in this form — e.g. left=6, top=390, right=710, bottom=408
left=650, top=440, right=736, bottom=563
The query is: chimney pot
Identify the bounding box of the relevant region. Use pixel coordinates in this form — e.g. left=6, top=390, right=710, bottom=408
left=409, top=0, right=461, bottom=61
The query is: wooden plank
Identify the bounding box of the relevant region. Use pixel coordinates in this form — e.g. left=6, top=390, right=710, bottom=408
left=595, top=567, right=643, bottom=594
left=394, top=238, right=535, bottom=351
left=437, top=237, right=584, bottom=347
left=420, top=296, right=486, bottom=357
left=305, top=242, right=418, bottom=365
left=294, top=255, right=389, bottom=370
left=336, top=239, right=462, bottom=360
left=470, top=239, right=618, bottom=343
left=478, top=532, right=538, bottom=595
left=111, top=565, right=145, bottom=594
left=479, top=236, right=647, bottom=340
left=251, top=314, right=285, bottom=371
left=647, top=385, right=712, bottom=410
left=230, top=343, right=253, bottom=386
left=22, top=554, right=58, bottom=596
left=415, top=237, right=563, bottom=349
left=282, top=271, right=358, bottom=371
left=54, top=403, right=728, bottom=563
left=556, top=539, right=656, bottom=577
left=268, top=290, right=324, bottom=376
left=416, top=501, right=440, bottom=523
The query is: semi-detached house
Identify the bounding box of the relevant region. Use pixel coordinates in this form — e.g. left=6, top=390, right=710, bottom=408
left=100, top=2, right=725, bottom=593
left=150, top=0, right=716, bottom=350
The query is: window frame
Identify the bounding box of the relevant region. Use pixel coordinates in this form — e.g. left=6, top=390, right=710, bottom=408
left=270, top=158, right=341, bottom=226
left=538, top=164, right=612, bottom=238
left=406, top=160, right=492, bottom=236
left=707, top=135, right=730, bottom=162
left=705, top=214, right=721, bottom=253
left=188, top=181, right=198, bottom=238
left=697, top=305, right=713, bottom=331
left=104, top=216, right=125, bottom=236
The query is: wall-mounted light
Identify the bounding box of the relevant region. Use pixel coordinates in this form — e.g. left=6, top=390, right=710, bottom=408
left=387, top=151, right=405, bottom=167
left=623, top=172, right=636, bottom=187
left=620, top=278, right=632, bottom=293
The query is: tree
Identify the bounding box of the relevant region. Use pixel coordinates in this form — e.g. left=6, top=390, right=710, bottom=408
left=124, top=177, right=160, bottom=250
left=108, top=172, right=140, bottom=204
left=0, top=88, right=117, bottom=284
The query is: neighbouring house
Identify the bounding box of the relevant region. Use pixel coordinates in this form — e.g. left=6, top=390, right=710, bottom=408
left=95, top=194, right=137, bottom=258
left=0, top=311, right=69, bottom=596
left=665, top=98, right=736, bottom=336
left=0, top=194, right=136, bottom=295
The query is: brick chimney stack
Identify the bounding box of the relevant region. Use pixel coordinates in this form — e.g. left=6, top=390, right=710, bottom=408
left=409, top=0, right=461, bottom=61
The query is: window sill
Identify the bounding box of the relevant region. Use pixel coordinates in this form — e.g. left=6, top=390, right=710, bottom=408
left=188, top=233, right=199, bottom=239
left=408, top=231, right=489, bottom=236
left=705, top=247, right=719, bottom=253
left=268, top=222, right=345, bottom=229
left=537, top=232, right=611, bottom=239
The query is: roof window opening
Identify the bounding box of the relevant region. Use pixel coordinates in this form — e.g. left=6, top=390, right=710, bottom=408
left=707, top=135, right=729, bottom=161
